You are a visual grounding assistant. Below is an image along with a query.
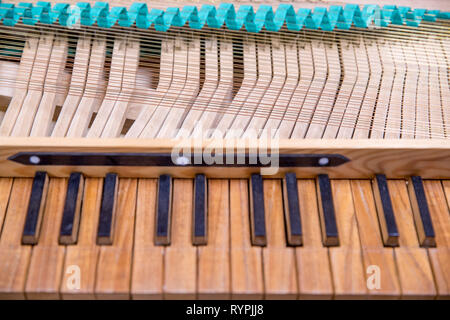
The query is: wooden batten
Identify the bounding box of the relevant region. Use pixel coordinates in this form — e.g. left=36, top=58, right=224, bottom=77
left=0, top=138, right=448, bottom=179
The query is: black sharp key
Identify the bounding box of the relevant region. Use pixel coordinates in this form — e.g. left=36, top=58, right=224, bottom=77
left=193, top=174, right=207, bottom=245
left=249, top=174, right=266, bottom=246
left=59, top=172, right=84, bottom=245
left=407, top=176, right=436, bottom=247
left=155, top=174, right=172, bottom=245
left=372, top=174, right=399, bottom=247
left=22, top=171, right=49, bottom=245
left=316, top=174, right=339, bottom=247
left=282, top=173, right=302, bottom=246
left=96, top=173, right=118, bottom=245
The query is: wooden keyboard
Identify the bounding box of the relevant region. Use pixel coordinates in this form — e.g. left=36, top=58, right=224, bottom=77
left=0, top=175, right=449, bottom=299
left=0, top=0, right=449, bottom=300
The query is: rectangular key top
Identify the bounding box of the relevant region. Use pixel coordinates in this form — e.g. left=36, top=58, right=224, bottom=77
left=59, top=172, right=84, bottom=244
left=407, top=176, right=436, bottom=247
left=97, top=173, right=118, bottom=245
left=193, top=174, right=207, bottom=245
left=372, top=174, right=399, bottom=247
left=155, top=174, right=172, bottom=245
left=22, top=171, right=49, bottom=244
left=316, top=174, right=339, bottom=246
left=249, top=174, right=266, bottom=246
left=282, top=172, right=302, bottom=246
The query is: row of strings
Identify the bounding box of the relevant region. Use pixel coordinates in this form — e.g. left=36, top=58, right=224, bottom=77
left=0, top=20, right=448, bottom=139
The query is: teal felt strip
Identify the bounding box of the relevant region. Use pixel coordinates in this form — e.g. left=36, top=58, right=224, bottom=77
left=0, top=2, right=448, bottom=32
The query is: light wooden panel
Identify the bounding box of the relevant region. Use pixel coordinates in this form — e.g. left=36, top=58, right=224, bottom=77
left=0, top=138, right=449, bottom=179
left=131, top=179, right=164, bottom=299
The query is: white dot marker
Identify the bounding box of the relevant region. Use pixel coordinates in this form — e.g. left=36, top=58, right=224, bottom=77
left=29, top=155, right=41, bottom=164
left=318, top=157, right=329, bottom=166
left=175, top=156, right=190, bottom=166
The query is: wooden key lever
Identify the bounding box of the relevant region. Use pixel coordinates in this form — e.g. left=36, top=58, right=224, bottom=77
left=59, top=172, right=84, bottom=245
left=282, top=172, right=302, bottom=246
left=193, top=174, right=207, bottom=245
left=22, top=171, right=49, bottom=244
left=372, top=174, right=399, bottom=247
left=97, top=173, right=118, bottom=245
left=407, top=176, right=436, bottom=247
left=316, top=174, right=339, bottom=247
left=155, top=174, right=172, bottom=245
left=249, top=174, right=266, bottom=246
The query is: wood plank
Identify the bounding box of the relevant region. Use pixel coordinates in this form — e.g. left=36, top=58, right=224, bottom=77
left=400, top=41, right=418, bottom=139
left=197, top=179, right=230, bottom=299
left=198, top=35, right=234, bottom=137
left=277, top=40, right=314, bottom=138
left=261, top=39, right=299, bottom=138
left=95, top=178, right=137, bottom=299
left=30, top=37, right=69, bottom=137
left=0, top=138, right=450, bottom=179
left=0, top=179, right=33, bottom=299
left=229, top=179, right=263, bottom=299
left=215, top=38, right=257, bottom=137
left=101, top=40, right=140, bottom=138
left=66, top=38, right=107, bottom=137
left=227, top=40, right=272, bottom=138
left=296, top=179, right=333, bottom=299
left=139, top=37, right=189, bottom=138
left=25, top=178, right=67, bottom=299
left=244, top=36, right=286, bottom=137
left=371, top=40, right=395, bottom=139
left=384, top=41, right=405, bottom=139
left=87, top=39, right=126, bottom=138
left=131, top=179, right=164, bottom=299
left=157, top=36, right=200, bottom=138
left=425, top=39, right=445, bottom=139
left=329, top=180, right=367, bottom=299
left=290, top=40, right=329, bottom=138
left=52, top=37, right=92, bottom=137
left=308, top=39, right=344, bottom=139
left=423, top=180, right=450, bottom=299
left=177, top=36, right=219, bottom=138
left=350, top=180, right=401, bottom=299
left=0, top=37, right=39, bottom=136
left=336, top=38, right=370, bottom=139
left=388, top=180, right=436, bottom=299
left=11, top=34, right=54, bottom=137
left=60, top=178, right=102, bottom=299
left=353, top=39, right=382, bottom=138
left=443, top=181, right=450, bottom=211
left=164, top=179, right=196, bottom=299
left=0, top=178, right=13, bottom=232
left=125, top=39, right=175, bottom=138
left=262, top=179, right=297, bottom=299
left=413, top=40, right=430, bottom=139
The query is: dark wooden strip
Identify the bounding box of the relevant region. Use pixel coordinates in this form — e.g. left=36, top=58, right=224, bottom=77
left=249, top=174, right=266, bottom=246
left=96, top=173, right=118, bottom=245
left=407, top=176, right=436, bottom=247
left=10, top=152, right=349, bottom=167
left=372, top=174, right=399, bottom=247
left=282, top=173, right=302, bottom=246
left=22, top=171, right=49, bottom=245
left=316, top=174, right=339, bottom=247
left=155, top=174, right=172, bottom=245
left=59, top=172, right=84, bottom=245
left=193, top=174, right=207, bottom=245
